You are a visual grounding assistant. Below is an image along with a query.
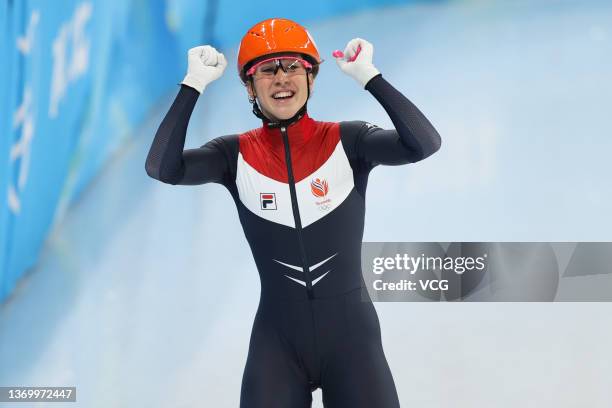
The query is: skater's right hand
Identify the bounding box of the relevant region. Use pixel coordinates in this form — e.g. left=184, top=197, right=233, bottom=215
left=181, top=45, right=227, bottom=93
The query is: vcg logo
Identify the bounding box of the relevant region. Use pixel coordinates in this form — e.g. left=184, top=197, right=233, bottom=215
left=311, top=178, right=332, bottom=212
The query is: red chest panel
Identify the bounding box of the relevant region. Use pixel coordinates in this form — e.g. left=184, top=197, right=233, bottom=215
left=238, top=115, right=341, bottom=183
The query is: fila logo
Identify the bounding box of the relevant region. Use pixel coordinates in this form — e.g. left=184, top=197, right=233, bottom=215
left=310, top=178, right=329, bottom=198
left=260, top=193, right=277, bottom=210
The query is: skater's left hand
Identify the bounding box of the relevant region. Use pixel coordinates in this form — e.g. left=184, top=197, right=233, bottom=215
left=334, top=38, right=381, bottom=89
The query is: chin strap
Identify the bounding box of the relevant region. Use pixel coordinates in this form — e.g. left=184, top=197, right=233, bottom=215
left=249, top=74, right=312, bottom=129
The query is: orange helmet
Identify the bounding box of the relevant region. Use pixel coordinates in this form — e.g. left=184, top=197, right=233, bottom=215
left=237, top=18, right=322, bottom=82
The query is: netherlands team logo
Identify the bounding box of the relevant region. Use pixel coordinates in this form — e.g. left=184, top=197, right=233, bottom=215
left=311, top=178, right=332, bottom=211
left=310, top=178, right=329, bottom=198
left=260, top=193, right=277, bottom=210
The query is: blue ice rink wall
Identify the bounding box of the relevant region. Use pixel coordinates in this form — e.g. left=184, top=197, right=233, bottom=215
left=0, top=0, right=416, bottom=303
left=0, top=0, right=209, bottom=303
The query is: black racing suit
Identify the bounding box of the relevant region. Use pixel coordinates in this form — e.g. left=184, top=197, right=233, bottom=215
left=145, top=74, right=441, bottom=407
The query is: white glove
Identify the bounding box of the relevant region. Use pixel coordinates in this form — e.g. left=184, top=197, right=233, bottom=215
left=334, top=38, right=381, bottom=89
left=182, top=45, right=227, bottom=93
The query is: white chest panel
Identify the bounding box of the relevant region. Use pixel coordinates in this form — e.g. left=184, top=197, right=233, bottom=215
left=235, top=141, right=354, bottom=228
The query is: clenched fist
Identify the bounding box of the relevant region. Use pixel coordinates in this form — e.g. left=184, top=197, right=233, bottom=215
left=182, top=45, right=227, bottom=93
left=334, top=38, right=381, bottom=89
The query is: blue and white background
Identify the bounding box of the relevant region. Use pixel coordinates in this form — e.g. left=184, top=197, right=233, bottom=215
left=1, top=0, right=611, bottom=407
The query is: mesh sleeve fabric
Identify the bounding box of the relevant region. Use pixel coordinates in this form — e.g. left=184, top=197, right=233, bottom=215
left=357, top=74, right=442, bottom=167
left=145, top=85, right=232, bottom=186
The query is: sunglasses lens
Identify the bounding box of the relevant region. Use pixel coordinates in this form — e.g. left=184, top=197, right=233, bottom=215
left=252, top=58, right=308, bottom=78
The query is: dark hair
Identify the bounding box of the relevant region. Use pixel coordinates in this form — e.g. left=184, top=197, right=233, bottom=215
left=240, top=53, right=320, bottom=84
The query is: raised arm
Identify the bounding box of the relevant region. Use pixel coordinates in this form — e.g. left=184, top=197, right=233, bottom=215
left=145, top=45, right=230, bottom=185
left=335, top=38, right=441, bottom=167
left=145, top=85, right=231, bottom=185
left=359, top=74, right=441, bottom=165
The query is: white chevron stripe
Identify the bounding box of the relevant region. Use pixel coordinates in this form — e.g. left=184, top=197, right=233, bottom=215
left=312, top=271, right=331, bottom=286
left=276, top=253, right=338, bottom=287
left=310, top=253, right=338, bottom=271
left=283, top=271, right=331, bottom=287
left=284, top=275, right=306, bottom=286
left=274, top=259, right=303, bottom=272
left=273, top=252, right=337, bottom=273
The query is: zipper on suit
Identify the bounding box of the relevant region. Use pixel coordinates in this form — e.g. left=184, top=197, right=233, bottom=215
left=280, top=126, right=314, bottom=299
left=281, top=125, right=322, bottom=384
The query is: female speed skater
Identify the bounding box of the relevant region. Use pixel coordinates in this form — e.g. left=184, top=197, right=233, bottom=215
left=146, top=18, right=441, bottom=408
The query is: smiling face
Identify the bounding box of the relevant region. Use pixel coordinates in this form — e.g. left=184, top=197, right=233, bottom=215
left=246, top=55, right=315, bottom=121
